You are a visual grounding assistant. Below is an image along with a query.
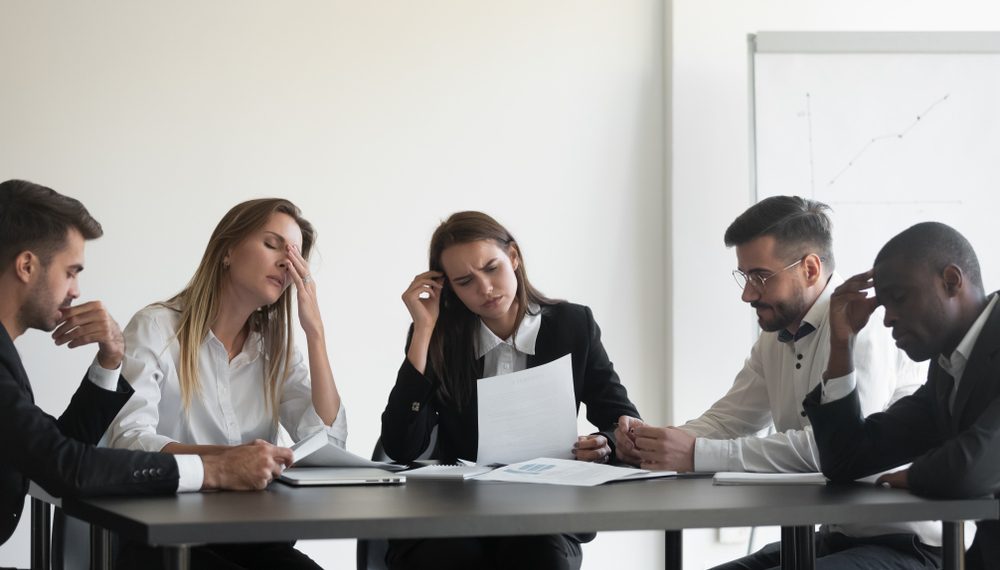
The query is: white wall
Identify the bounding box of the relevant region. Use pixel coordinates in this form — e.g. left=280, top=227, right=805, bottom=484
left=671, top=1, right=1000, bottom=567
left=0, top=1, right=666, bottom=568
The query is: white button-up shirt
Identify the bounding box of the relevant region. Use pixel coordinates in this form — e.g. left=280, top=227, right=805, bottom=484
left=107, top=304, right=348, bottom=489
left=680, top=274, right=938, bottom=544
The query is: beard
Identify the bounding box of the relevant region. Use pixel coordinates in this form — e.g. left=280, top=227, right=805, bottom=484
left=751, top=287, right=808, bottom=333
left=17, top=276, right=66, bottom=332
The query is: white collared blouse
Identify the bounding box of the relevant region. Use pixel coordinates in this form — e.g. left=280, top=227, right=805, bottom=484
left=107, top=304, right=347, bottom=453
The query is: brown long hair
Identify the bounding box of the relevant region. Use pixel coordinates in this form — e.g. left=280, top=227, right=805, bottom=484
left=427, top=211, right=555, bottom=408
left=166, top=198, right=315, bottom=420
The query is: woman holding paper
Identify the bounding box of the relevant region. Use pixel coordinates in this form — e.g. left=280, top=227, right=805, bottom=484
left=382, top=210, right=640, bottom=570
left=109, top=198, right=345, bottom=570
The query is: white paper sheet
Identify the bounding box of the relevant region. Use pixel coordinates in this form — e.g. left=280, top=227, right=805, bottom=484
left=476, top=353, right=577, bottom=465
left=473, top=457, right=653, bottom=487
left=293, top=431, right=404, bottom=471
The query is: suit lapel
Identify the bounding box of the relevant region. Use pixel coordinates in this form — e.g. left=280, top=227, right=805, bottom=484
left=927, top=363, right=955, bottom=430
left=0, top=324, right=34, bottom=402
left=525, top=310, right=550, bottom=369
left=951, top=299, right=1000, bottom=431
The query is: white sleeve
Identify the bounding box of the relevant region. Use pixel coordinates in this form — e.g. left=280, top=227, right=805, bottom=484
left=105, top=310, right=178, bottom=452
left=682, top=339, right=773, bottom=440
left=278, top=345, right=348, bottom=448
left=684, top=339, right=821, bottom=473
left=694, top=425, right=821, bottom=473
left=174, top=454, right=205, bottom=492
left=86, top=357, right=121, bottom=391
left=821, top=371, right=857, bottom=403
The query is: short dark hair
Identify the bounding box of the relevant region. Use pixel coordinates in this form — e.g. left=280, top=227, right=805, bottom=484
left=875, top=221, right=983, bottom=291
left=724, top=195, right=835, bottom=270
left=0, top=179, right=103, bottom=271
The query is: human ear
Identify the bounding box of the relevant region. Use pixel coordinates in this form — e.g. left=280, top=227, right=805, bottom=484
left=803, top=253, right=823, bottom=286
left=941, top=264, right=964, bottom=296
left=508, top=242, right=521, bottom=271
left=13, top=251, right=37, bottom=284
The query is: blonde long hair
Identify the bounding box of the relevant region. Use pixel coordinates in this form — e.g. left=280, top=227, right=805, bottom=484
left=167, top=198, right=315, bottom=419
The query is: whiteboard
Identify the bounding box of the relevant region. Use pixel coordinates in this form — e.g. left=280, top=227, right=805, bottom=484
left=750, top=32, right=1000, bottom=287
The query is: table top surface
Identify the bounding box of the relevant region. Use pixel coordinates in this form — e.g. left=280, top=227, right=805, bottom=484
left=60, top=476, right=999, bottom=546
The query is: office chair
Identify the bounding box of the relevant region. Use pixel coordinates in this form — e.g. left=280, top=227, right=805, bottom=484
left=356, top=427, right=438, bottom=570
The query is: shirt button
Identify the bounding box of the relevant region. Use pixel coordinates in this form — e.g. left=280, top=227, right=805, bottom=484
left=795, top=363, right=802, bottom=370
left=797, top=354, right=803, bottom=360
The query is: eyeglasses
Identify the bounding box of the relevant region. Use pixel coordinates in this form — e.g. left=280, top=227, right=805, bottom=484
left=732, top=258, right=804, bottom=292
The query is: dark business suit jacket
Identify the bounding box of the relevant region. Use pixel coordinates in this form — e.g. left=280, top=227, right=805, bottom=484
left=381, top=302, right=640, bottom=464
left=0, top=322, right=178, bottom=546
left=804, top=295, right=1000, bottom=570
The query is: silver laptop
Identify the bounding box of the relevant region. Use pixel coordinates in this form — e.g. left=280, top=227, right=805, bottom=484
left=278, top=467, right=406, bottom=487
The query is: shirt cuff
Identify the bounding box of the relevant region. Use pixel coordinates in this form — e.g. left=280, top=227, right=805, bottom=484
left=87, top=358, right=121, bottom=392
left=174, top=455, right=204, bottom=493
left=821, top=371, right=857, bottom=404
left=326, top=404, right=349, bottom=448
left=693, top=437, right=736, bottom=472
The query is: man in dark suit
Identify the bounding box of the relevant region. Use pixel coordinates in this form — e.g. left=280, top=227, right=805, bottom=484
left=0, top=179, right=294, bottom=553
left=805, top=221, right=1000, bottom=570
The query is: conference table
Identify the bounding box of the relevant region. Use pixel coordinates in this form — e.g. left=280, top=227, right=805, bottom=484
left=30, top=475, right=998, bottom=570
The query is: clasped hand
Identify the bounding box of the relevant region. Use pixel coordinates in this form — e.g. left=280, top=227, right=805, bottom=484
left=614, top=415, right=695, bottom=472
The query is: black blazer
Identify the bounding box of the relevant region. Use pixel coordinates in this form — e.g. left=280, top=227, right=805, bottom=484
left=0, top=323, right=179, bottom=545
left=804, top=295, right=1000, bottom=569
left=381, top=302, right=640, bottom=463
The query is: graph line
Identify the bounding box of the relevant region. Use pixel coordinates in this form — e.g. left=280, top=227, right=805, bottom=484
left=827, top=94, right=951, bottom=187
left=806, top=93, right=816, bottom=197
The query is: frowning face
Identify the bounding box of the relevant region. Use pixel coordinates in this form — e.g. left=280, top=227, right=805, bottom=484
left=440, top=239, right=520, bottom=326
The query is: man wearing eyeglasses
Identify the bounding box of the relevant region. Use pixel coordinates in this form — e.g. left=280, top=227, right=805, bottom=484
left=615, top=196, right=940, bottom=569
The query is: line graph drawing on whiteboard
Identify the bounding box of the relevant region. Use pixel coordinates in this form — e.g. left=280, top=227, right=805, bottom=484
left=810, top=93, right=951, bottom=191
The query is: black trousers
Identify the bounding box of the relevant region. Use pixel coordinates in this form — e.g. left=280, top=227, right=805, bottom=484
left=115, top=540, right=323, bottom=570
left=386, top=533, right=589, bottom=570
left=710, top=530, right=942, bottom=570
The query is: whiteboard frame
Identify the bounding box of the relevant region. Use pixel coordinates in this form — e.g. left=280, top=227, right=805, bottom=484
left=747, top=31, right=1000, bottom=201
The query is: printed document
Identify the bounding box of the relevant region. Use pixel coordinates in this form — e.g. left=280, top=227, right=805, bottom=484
left=476, top=354, right=577, bottom=465
left=474, top=457, right=672, bottom=487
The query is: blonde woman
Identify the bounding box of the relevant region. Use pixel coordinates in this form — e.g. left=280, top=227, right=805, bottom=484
left=110, top=198, right=345, bottom=570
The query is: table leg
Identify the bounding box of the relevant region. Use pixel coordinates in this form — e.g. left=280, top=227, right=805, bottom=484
left=163, top=545, right=191, bottom=570
left=794, top=526, right=815, bottom=569
left=664, top=530, right=682, bottom=570
left=89, top=525, right=113, bottom=570
left=30, top=498, right=50, bottom=570
left=941, top=521, right=965, bottom=570
left=780, top=526, right=815, bottom=570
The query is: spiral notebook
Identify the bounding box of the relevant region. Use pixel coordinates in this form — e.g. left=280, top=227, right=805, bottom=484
left=402, top=464, right=495, bottom=480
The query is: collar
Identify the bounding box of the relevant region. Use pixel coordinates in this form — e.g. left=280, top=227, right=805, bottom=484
left=206, top=328, right=264, bottom=363
left=475, top=303, right=542, bottom=359
left=777, top=272, right=840, bottom=344
left=938, top=293, right=998, bottom=377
